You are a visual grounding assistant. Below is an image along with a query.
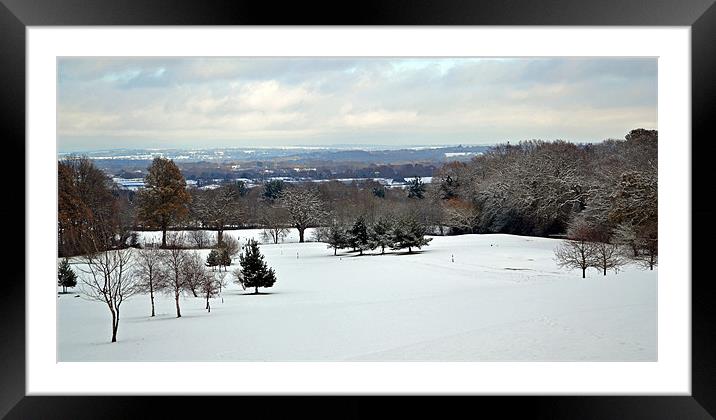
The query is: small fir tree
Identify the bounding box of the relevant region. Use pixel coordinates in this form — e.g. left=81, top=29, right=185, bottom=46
left=407, top=176, right=426, bottom=199
left=392, top=216, right=432, bottom=253
left=57, top=258, right=77, bottom=293
left=218, top=248, right=232, bottom=271
left=233, top=239, right=277, bottom=294
left=369, top=217, right=394, bottom=254
left=206, top=249, right=220, bottom=271
left=325, top=221, right=349, bottom=256
left=348, top=216, right=371, bottom=255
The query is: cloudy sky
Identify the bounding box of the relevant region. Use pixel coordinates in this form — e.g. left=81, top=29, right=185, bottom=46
left=57, top=57, right=657, bottom=151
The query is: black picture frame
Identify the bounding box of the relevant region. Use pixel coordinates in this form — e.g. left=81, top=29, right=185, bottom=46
left=2, top=0, right=714, bottom=418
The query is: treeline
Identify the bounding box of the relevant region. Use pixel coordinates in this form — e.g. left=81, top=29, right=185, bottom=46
left=59, top=129, right=657, bottom=265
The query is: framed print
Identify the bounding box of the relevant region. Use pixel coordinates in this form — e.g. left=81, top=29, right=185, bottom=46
left=3, top=0, right=715, bottom=418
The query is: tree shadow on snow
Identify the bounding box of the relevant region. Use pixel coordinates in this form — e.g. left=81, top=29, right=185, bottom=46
left=237, top=292, right=276, bottom=296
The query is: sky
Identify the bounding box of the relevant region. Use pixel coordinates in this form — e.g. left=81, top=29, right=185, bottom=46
left=57, top=57, right=657, bottom=152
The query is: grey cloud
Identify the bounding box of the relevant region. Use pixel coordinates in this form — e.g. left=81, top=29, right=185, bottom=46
left=57, top=57, right=657, bottom=151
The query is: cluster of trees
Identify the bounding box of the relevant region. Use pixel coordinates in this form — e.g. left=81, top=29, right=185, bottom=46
left=65, top=231, right=277, bottom=343
left=60, top=129, right=656, bottom=257
left=59, top=156, right=441, bottom=256
left=58, top=157, right=136, bottom=257
left=554, top=217, right=657, bottom=278
left=428, top=129, right=657, bottom=238
left=315, top=213, right=433, bottom=255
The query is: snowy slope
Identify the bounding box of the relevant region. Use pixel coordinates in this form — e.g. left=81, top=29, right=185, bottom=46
left=58, top=233, right=657, bottom=361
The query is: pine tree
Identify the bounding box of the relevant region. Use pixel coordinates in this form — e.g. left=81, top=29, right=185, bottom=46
left=369, top=216, right=394, bottom=254
left=392, top=215, right=432, bottom=253
left=407, top=176, right=426, bottom=199
left=348, top=216, right=371, bottom=255
left=57, top=258, right=77, bottom=293
left=233, top=239, right=277, bottom=294
left=206, top=249, right=220, bottom=271
left=325, top=221, right=348, bottom=256
left=218, top=248, right=232, bottom=271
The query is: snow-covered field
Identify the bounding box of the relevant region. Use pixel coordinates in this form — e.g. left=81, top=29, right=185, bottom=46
left=58, top=231, right=657, bottom=361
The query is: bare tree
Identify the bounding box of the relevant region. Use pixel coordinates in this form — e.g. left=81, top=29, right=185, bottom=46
left=191, top=185, right=243, bottom=246
left=135, top=248, right=167, bottom=317
left=162, top=233, right=188, bottom=317
left=280, top=187, right=326, bottom=243
left=187, top=229, right=213, bottom=249
left=442, top=198, right=480, bottom=234
left=181, top=251, right=205, bottom=297
left=216, top=271, right=228, bottom=302
left=612, top=222, right=640, bottom=257
left=199, top=270, right=221, bottom=312
left=634, top=223, right=658, bottom=270
left=555, top=239, right=596, bottom=279
left=591, top=241, right=625, bottom=276
left=78, top=248, right=137, bottom=342
left=554, top=219, right=598, bottom=278
left=259, top=205, right=290, bottom=244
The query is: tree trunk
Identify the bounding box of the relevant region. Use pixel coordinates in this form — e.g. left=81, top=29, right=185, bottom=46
left=298, top=228, right=305, bottom=243
left=217, top=230, right=223, bottom=246
left=150, top=287, right=155, bottom=317
left=381, top=246, right=385, bottom=254
left=334, top=248, right=337, bottom=256
left=162, top=227, right=167, bottom=248
left=110, top=310, right=118, bottom=343
left=603, top=266, right=607, bottom=276
left=175, top=293, right=181, bottom=318
left=255, top=286, right=259, bottom=294
left=408, top=247, right=412, bottom=253
left=359, top=249, right=363, bottom=256
left=582, top=267, right=586, bottom=278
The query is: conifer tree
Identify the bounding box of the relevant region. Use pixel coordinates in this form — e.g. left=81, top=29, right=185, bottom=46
left=407, top=176, right=426, bottom=199
left=348, top=216, right=371, bottom=255
left=233, top=239, right=277, bottom=294
left=57, top=258, right=77, bottom=293
left=392, top=215, right=432, bottom=253
left=325, top=221, right=349, bottom=256
left=369, top=216, right=394, bottom=254
left=218, top=248, right=232, bottom=271
left=206, top=249, right=220, bottom=271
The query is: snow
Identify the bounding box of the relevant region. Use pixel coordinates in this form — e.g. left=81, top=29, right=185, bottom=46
left=58, top=233, right=656, bottom=361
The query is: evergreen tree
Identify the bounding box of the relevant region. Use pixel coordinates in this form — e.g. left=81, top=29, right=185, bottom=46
left=372, top=186, right=386, bottom=198
left=206, top=249, right=220, bottom=271
left=407, top=176, right=426, bottom=199
left=325, top=221, right=349, bottom=256
left=263, top=179, right=284, bottom=201
left=57, top=258, right=77, bottom=293
left=348, top=216, right=371, bottom=255
left=369, top=216, right=394, bottom=254
left=233, top=239, right=277, bottom=294
left=218, top=248, right=232, bottom=271
left=392, top=215, right=433, bottom=253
